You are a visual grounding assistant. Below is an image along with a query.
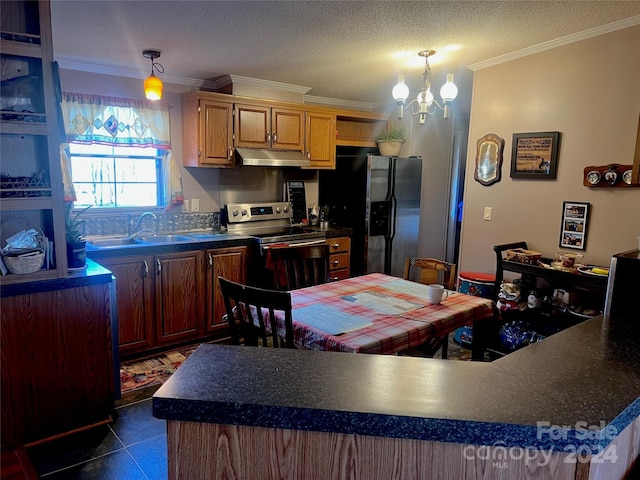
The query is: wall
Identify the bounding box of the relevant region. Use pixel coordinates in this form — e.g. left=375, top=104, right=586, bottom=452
left=459, top=25, right=640, bottom=275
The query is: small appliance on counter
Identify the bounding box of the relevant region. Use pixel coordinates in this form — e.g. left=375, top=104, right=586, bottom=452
left=604, top=249, right=640, bottom=319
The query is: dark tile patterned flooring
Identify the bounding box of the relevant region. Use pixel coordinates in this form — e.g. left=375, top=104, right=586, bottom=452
left=28, top=399, right=166, bottom=479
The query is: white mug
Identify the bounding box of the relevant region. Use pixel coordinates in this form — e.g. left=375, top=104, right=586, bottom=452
left=427, top=284, right=449, bottom=305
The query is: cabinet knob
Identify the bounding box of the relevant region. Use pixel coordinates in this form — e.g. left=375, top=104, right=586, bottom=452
left=156, top=258, right=161, bottom=273
left=332, top=260, right=339, bottom=265
left=143, top=260, right=149, bottom=276
left=208, top=253, right=213, bottom=267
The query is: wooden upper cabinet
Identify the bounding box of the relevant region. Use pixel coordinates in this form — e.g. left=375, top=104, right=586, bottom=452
left=235, top=103, right=304, bottom=151
left=182, top=92, right=234, bottom=168
left=306, top=112, right=336, bottom=169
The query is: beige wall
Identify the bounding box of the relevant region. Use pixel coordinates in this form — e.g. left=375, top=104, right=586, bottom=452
left=460, top=25, right=640, bottom=274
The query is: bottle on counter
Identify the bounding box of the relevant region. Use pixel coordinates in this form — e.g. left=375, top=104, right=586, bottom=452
left=309, top=204, right=318, bottom=226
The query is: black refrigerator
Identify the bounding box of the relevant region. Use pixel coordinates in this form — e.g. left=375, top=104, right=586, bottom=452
left=319, top=148, right=422, bottom=278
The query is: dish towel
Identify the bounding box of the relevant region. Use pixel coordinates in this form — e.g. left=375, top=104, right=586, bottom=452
left=163, top=150, right=184, bottom=210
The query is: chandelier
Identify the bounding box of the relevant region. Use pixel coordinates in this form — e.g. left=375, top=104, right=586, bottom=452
left=392, top=50, right=458, bottom=123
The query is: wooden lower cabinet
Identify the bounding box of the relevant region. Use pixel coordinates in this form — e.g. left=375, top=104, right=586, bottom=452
left=1, top=283, right=114, bottom=449
left=98, top=255, right=155, bottom=355
left=155, top=250, right=205, bottom=346
left=205, top=246, right=247, bottom=334
left=98, top=246, right=246, bottom=356
left=326, top=236, right=351, bottom=280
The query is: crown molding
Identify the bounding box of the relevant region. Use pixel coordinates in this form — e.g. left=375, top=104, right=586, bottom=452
left=222, top=74, right=311, bottom=95
left=468, top=15, right=640, bottom=71
left=304, top=95, right=374, bottom=111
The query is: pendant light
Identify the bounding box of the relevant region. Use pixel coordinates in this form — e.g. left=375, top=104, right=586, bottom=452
left=143, top=50, right=164, bottom=101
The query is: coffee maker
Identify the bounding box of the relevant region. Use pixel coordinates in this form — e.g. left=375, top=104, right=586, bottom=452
left=604, top=249, right=640, bottom=319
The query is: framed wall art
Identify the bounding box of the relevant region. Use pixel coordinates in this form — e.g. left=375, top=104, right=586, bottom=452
left=559, top=201, right=590, bottom=250
left=510, top=131, right=561, bottom=179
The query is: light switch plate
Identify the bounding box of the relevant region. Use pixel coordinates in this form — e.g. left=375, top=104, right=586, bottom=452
left=483, top=207, right=492, bottom=220
left=182, top=200, right=189, bottom=213
left=191, top=198, right=200, bottom=212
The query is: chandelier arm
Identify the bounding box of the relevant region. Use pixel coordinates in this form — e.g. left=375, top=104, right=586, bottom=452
left=430, top=99, right=444, bottom=112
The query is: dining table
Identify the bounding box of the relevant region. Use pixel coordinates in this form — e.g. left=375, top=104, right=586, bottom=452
left=289, top=272, right=496, bottom=355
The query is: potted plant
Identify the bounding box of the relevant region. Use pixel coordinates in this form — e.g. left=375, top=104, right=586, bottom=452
left=65, top=203, right=91, bottom=269
left=375, top=127, right=405, bottom=156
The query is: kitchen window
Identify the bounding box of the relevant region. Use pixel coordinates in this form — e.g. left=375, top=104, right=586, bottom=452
left=60, top=92, right=182, bottom=211
left=69, top=143, right=164, bottom=208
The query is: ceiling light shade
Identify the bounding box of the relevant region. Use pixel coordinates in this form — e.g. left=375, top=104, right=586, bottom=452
left=143, top=49, right=164, bottom=101
left=144, top=73, right=163, bottom=100
left=392, top=74, right=410, bottom=119
left=393, top=49, right=458, bottom=122
left=440, top=74, right=458, bottom=103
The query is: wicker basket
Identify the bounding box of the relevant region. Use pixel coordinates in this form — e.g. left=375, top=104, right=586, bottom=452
left=3, top=251, right=45, bottom=274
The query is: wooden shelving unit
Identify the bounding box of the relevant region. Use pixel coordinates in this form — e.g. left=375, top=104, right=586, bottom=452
left=0, top=0, right=68, bottom=284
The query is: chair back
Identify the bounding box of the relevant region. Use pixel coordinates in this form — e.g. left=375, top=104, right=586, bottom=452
left=493, top=241, right=528, bottom=298
left=270, top=244, right=331, bottom=290
left=403, top=258, right=457, bottom=290
left=218, top=276, right=295, bottom=348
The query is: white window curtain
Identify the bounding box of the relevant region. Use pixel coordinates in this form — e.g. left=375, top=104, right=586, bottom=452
left=60, top=92, right=170, bottom=148
left=60, top=92, right=182, bottom=209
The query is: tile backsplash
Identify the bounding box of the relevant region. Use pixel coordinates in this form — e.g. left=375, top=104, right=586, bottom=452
left=83, top=211, right=220, bottom=238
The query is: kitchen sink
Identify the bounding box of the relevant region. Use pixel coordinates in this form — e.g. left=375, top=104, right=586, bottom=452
left=136, top=234, right=193, bottom=244
left=87, top=237, right=141, bottom=248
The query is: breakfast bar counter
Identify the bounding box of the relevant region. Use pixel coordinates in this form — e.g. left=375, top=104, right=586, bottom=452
left=153, top=314, right=640, bottom=479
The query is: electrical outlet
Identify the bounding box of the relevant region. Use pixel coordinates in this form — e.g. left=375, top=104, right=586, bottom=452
left=191, top=198, right=200, bottom=212
left=182, top=200, right=189, bottom=213
left=483, top=207, right=492, bottom=220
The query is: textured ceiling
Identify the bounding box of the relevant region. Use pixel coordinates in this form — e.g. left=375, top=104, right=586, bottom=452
left=50, top=1, right=640, bottom=108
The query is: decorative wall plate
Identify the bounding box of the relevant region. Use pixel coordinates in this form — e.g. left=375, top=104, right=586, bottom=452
left=586, top=170, right=601, bottom=185
left=623, top=169, right=633, bottom=185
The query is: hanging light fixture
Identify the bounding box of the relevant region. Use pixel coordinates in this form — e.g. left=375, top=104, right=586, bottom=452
left=392, top=49, right=458, bottom=123
left=143, top=49, right=164, bottom=101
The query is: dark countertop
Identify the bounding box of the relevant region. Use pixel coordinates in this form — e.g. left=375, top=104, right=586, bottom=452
left=86, top=232, right=256, bottom=260
left=1, top=259, right=113, bottom=297
left=153, top=314, right=640, bottom=453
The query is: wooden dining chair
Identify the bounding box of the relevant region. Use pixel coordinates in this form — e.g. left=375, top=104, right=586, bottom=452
left=219, top=276, right=296, bottom=349
left=402, top=257, right=458, bottom=359
left=403, top=257, right=457, bottom=290
left=270, top=244, right=331, bottom=290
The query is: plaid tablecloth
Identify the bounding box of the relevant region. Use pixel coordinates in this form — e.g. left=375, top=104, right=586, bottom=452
left=290, top=273, right=495, bottom=354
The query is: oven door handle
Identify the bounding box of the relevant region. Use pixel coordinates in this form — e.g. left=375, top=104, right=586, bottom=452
left=262, top=239, right=326, bottom=251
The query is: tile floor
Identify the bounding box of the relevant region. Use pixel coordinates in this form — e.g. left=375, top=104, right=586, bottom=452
left=28, top=398, right=167, bottom=480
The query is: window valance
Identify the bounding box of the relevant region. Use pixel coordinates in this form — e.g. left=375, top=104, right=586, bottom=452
left=60, top=92, right=171, bottom=149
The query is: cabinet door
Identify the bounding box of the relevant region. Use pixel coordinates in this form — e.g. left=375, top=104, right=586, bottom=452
left=271, top=108, right=304, bottom=151
left=306, top=112, right=336, bottom=169
left=155, top=251, right=204, bottom=345
left=205, top=247, right=247, bottom=333
left=99, top=255, right=155, bottom=355
left=1, top=283, right=114, bottom=449
left=199, top=99, right=234, bottom=166
left=234, top=104, right=270, bottom=149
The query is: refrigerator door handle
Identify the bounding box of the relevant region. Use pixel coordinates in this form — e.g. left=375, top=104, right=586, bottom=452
left=389, top=194, right=397, bottom=241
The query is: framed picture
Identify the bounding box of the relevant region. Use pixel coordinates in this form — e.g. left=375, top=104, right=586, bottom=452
left=510, top=131, right=560, bottom=179
left=559, top=201, right=590, bottom=250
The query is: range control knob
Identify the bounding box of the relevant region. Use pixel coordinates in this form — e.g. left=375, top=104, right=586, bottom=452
left=241, top=209, right=248, bottom=217
left=283, top=205, right=289, bottom=212
left=232, top=209, right=239, bottom=217
left=275, top=206, right=281, bottom=213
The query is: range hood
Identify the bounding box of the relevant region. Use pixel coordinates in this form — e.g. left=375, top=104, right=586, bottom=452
left=235, top=147, right=310, bottom=167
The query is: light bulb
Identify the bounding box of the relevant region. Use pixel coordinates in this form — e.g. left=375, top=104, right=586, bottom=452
left=392, top=74, right=410, bottom=103
left=440, top=74, right=458, bottom=102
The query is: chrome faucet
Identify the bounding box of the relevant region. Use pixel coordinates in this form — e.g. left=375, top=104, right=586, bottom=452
left=128, top=212, right=158, bottom=240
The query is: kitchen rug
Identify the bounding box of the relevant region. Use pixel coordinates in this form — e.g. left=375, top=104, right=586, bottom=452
left=119, top=345, right=199, bottom=396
